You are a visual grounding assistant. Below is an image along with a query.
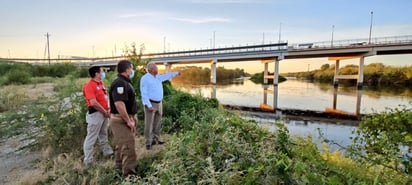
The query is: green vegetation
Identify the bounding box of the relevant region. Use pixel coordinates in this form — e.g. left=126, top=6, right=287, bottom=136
left=250, top=71, right=287, bottom=84
left=1, top=51, right=412, bottom=184
left=349, top=105, right=412, bottom=174
left=284, top=63, right=412, bottom=87
left=172, top=66, right=249, bottom=85
left=0, top=60, right=89, bottom=86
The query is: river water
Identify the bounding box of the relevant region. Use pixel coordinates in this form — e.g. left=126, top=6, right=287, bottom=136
left=172, top=78, right=412, bottom=150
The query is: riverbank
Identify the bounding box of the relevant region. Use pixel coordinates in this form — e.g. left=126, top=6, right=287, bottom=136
left=223, top=104, right=362, bottom=121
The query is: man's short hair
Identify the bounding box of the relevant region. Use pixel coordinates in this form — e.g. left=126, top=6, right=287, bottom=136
left=117, top=60, right=132, bottom=73
left=146, top=62, right=156, bottom=73
left=88, top=66, right=101, bottom=78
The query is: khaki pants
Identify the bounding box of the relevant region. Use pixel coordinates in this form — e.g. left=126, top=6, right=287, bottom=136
left=109, top=114, right=137, bottom=176
left=144, top=102, right=163, bottom=145
left=83, top=111, right=113, bottom=165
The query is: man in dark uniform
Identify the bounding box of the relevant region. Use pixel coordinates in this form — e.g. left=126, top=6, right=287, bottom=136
left=109, top=60, right=138, bottom=176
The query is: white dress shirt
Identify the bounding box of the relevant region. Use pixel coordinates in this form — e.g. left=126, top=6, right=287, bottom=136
left=140, top=71, right=179, bottom=108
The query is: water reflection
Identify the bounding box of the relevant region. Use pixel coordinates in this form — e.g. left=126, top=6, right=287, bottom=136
left=241, top=111, right=358, bottom=151
left=327, top=88, right=362, bottom=116
left=172, top=79, right=412, bottom=114
left=261, top=85, right=278, bottom=111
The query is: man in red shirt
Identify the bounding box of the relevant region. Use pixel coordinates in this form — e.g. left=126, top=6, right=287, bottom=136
left=82, top=66, right=113, bottom=165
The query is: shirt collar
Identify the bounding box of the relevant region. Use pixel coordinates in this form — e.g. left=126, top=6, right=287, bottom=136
left=118, top=74, right=131, bottom=82
left=91, top=79, right=102, bottom=85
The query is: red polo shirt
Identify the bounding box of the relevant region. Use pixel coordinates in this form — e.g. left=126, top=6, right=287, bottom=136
left=83, top=79, right=109, bottom=111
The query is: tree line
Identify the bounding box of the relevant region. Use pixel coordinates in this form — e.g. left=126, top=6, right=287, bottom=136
left=171, top=66, right=249, bottom=84
left=283, top=63, right=412, bottom=87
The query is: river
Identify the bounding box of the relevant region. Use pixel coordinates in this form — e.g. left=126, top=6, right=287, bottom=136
left=172, top=78, right=412, bottom=151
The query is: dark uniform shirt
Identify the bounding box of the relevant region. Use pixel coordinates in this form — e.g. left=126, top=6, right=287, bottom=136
left=109, top=74, right=137, bottom=114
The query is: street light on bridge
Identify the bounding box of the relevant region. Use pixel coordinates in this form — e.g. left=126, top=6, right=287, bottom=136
left=331, top=25, right=335, bottom=47
left=368, top=11, right=373, bottom=44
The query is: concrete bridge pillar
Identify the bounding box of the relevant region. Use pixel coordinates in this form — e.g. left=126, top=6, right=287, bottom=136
left=164, top=62, right=171, bottom=73
left=333, top=60, right=340, bottom=87
left=273, top=59, right=280, bottom=86
left=357, top=57, right=364, bottom=89
left=211, top=59, right=217, bottom=84
left=210, top=85, right=216, bottom=98
left=263, top=63, right=268, bottom=84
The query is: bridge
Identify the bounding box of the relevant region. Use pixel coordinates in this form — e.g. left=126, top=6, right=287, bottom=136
left=2, top=35, right=412, bottom=87
left=86, top=35, right=412, bottom=87
left=2, top=35, right=411, bottom=116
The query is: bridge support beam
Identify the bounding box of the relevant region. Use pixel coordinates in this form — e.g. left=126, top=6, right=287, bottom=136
left=262, top=58, right=282, bottom=85
left=330, top=55, right=366, bottom=89
left=333, top=60, right=340, bottom=87
left=164, top=62, right=171, bottom=73
left=263, top=63, right=268, bottom=84
left=357, top=57, right=364, bottom=89
left=210, top=59, right=217, bottom=84
left=273, top=59, right=280, bottom=86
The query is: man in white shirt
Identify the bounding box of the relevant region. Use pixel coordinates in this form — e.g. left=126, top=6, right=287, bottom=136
left=140, top=62, right=180, bottom=150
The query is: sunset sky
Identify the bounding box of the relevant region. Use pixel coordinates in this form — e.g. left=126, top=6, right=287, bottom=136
left=1, top=0, right=411, bottom=73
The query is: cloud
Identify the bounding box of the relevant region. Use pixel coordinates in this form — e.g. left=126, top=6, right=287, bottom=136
left=169, top=17, right=231, bottom=24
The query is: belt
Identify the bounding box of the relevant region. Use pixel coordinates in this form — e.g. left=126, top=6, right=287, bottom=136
left=88, top=107, right=97, bottom=114
left=111, top=113, right=135, bottom=117
left=150, top=99, right=161, bottom=103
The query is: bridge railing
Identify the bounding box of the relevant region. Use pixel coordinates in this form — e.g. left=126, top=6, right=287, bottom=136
left=143, top=42, right=288, bottom=59
left=289, top=35, right=412, bottom=50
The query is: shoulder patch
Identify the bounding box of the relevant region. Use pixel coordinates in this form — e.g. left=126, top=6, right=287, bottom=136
left=117, top=87, right=124, bottom=94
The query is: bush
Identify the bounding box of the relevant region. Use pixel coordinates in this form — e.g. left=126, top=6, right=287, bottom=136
left=349, top=104, right=412, bottom=174
left=131, top=112, right=410, bottom=184
left=162, top=85, right=219, bottom=134
left=4, top=69, right=31, bottom=85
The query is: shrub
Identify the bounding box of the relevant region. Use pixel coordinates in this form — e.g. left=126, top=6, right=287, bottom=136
left=4, top=69, right=31, bottom=85
left=349, top=104, right=412, bottom=174
left=131, top=112, right=410, bottom=184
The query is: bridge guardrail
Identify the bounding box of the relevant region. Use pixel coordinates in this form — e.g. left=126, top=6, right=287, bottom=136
left=289, top=35, right=412, bottom=50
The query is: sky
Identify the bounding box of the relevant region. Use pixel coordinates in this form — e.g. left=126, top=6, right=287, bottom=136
left=1, top=0, right=412, bottom=73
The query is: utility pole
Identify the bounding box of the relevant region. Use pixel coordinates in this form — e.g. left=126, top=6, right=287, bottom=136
left=45, top=32, right=51, bottom=65
left=368, top=11, right=373, bottom=44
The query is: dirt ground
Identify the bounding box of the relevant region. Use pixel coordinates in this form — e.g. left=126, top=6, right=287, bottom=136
left=0, top=82, right=170, bottom=184
left=0, top=133, right=167, bottom=185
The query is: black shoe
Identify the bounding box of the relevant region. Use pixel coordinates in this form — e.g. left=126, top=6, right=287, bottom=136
left=146, top=145, right=152, bottom=150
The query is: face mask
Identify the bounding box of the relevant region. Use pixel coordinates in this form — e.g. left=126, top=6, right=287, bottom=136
left=101, top=72, right=106, bottom=80
left=129, top=70, right=135, bottom=79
